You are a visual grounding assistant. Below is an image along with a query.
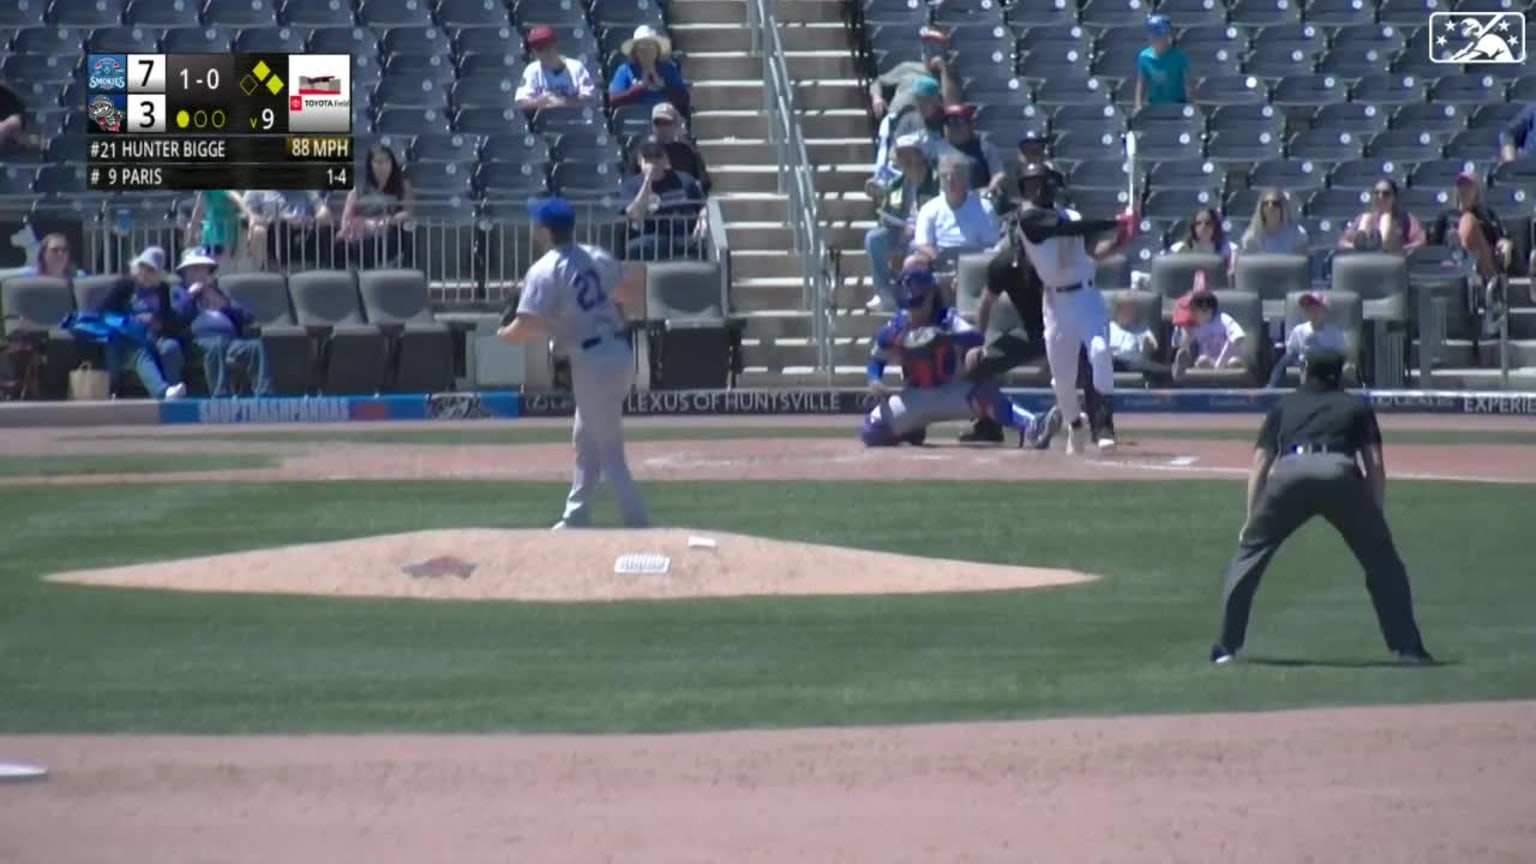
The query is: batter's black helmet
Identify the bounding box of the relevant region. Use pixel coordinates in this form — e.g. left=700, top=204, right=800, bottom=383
left=1018, top=161, right=1061, bottom=207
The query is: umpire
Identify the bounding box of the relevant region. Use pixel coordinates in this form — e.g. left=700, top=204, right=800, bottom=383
left=1210, top=347, right=1433, bottom=665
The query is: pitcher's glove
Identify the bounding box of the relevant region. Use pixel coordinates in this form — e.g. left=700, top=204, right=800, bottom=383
left=499, top=294, right=520, bottom=328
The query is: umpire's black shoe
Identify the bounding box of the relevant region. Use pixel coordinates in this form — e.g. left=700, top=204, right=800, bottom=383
left=959, top=418, right=1005, bottom=444
left=1395, top=649, right=1436, bottom=666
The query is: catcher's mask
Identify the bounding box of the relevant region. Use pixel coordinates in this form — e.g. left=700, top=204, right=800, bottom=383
left=898, top=268, right=937, bottom=314
left=1018, top=161, right=1060, bottom=208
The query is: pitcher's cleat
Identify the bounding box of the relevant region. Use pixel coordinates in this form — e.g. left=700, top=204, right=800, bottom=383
left=1066, top=417, right=1090, bottom=455
left=1034, top=405, right=1063, bottom=450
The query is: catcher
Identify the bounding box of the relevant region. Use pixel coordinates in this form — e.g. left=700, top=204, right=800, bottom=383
left=861, top=263, right=1051, bottom=447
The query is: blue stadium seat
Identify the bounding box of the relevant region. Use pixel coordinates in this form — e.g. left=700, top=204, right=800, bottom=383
left=1408, top=159, right=1478, bottom=190
left=1017, top=23, right=1089, bottom=53
left=1002, top=0, right=1077, bottom=29
left=1157, top=0, right=1231, bottom=28
left=1134, top=127, right=1203, bottom=162
left=1270, top=74, right=1349, bottom=108
left=963, top=77, right=1034, bottom=107
left=1079, top=0, right=1147, bottom=31
left=1068, top=157, right=1132, bottom=192
left=1032, top=75, right=1113, bottom=107
left=512, top=0, right=586, bottom=25
left=1252, top=23, right=1327, bottom=58
left=1442, top=129, right=1493, bottom=161
left=279, top=0, right=356, bottom=26
left=1208, top=104, right=1282, bottom=138
left=234, top=27, right=307, bottom=53
left=1243, top=45, right=1316, bottom=80
left=592, top=0, right=666, bottom=29
left=384, top=52, right=460, bottom=85
left=1397, top=187, right=1448, bottom=220
left=1206, top=129, right=1285, bottom=163
left=1490, top=159, right=1536, bottom=194
left=1179, top=42, right=1245, bottom=77
left=966, top=103, right=1034, bottom=139
left=1365, top=129, right=1444, bottom=162
left=1071, top=188, right=1135, bottom=216
left=1300, top=0, right=1374, bottom=26
left=308, top=26, right=378, bottom=54
left=552, top=160, right=624, bottom=198
left=1305, top=188, right=1370, bottom=220
left=1017, top=43, right=1094, bottom=80
left=951, top=51, right=1018, bottom=87
left=457, top=52, right=522, bottom=77
left=1349, top=73, right=1428, bottom=106
left=449, top=75, right=519, bottom=109
left=454, top=106, right=529, bottom=135
left=33, top=163, right=85, bottom=195
left=201, top=0, right=278, bottom=27
left=1451, top=0, right=1522, bottom=12
left=1507, top=75, right=1536, bottom=103
left=1289, top=128, right=1366, bottom=162
left=1376, top=0, right=1441, bottom=27
left=607, top=103, right=653, bottom=138
left=12, top=26, right=85, bottom=54
left=1428, top=73, right=1506, bottom=106
left=1129, top=103, right=1206, bottom=137
left=1146, top=158, right=1223, bottom=195
left=480, top=132, right=548, bottom=165
left=1390, top=103, right=1469, bottom=136
left=1311, top=103, right=1391, bottom=137
left=0, top=4, right=44, bottom=26
left=1051, top=103, right=1127, bottom=139
left=1388, top=29, right=1441, bottom=75
left=124, top=0, right=198, bottom=26
left=0, top=53, right=75, bottom=84
left=1053, top=129, right=1124, bottom=161
left=409, top=133, right=481, bottom=164
left=437, top=0, right=513, bottom=28
left=930, top=0, right=1006, bottom=27
left=373, top=78, right=450, bottom=110
left=1329, top=158, right=1406, bottom=191
left=1250, top=158, right=1328, bottom=192
left=159, top=26, right=233, bottom=52
left=453, top=25, right=516, bottom=58
left=85, top=26, right=160, bottom=53
left=1314, top=46, right=1394, bottom=77
left=1194, top=74, right=1269, bottom=105
left=1180, top=23, right=1247, bottom=51
left=1228, top=0, right=1302, bottom=27
left=375, top=106, right=453, bottom=135
left=476, top=161, right=548, bottom=198
left=45, top=0, right=126, bottom=28
left=1331, top=23, right=1409, bottom=55
left=1469, top=103, right=1525, bottom=131
left=404, top=161, right=474, bottom=196
left=381, top=25, right=453, bottom=56
left=360, top=0, right=435, bottom=27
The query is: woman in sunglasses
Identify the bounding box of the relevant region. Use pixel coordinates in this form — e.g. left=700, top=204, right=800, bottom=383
left=1170, top=206, right=1236, bottom=278
left=1238, top=190, right=1308, bottom=256
left=1338, top=178, right=1424, bottom=254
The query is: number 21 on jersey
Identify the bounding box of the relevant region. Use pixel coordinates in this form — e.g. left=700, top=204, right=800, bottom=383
left=573, top=269, right=607, bottom=311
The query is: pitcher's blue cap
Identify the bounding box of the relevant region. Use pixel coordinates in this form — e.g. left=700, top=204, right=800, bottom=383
left=1146, top=14, right=1172, bottom=37
left=528, top=196, right=576, bottom=230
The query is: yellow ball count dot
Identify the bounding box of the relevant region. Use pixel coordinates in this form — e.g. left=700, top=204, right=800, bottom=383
left=176, top=110, right=190, bottom=129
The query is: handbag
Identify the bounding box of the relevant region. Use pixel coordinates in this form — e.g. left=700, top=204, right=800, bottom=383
left=68, top=362, right=111, bottom=401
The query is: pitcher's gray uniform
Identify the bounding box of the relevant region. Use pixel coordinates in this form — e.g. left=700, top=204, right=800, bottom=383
left=518, top=242, right=649, bottom=528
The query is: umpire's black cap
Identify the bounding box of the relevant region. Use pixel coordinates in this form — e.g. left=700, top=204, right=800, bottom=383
left=1302, top=346, right=1347, bottom=385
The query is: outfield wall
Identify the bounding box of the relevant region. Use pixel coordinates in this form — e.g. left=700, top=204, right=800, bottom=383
left=0, top=388, right=1534, bottom=428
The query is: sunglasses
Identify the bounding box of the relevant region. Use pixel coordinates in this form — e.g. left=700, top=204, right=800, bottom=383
left=1262, top=199, right=1282, bottom=208
left=1373, top=188, right=1395, bottom=197
left=45, top=245, right=68, bottom=252
left=652, top=117, right=673, bottom=125
left=1194, top=218, right=1215, bottom=226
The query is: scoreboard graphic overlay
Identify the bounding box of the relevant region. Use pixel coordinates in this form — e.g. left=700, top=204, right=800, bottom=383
left=85, top=53, right=353, bottom=191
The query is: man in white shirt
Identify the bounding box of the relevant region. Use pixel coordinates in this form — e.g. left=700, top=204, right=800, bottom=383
left=913, top=154, right=1001, bottom=275
left=1267, top=291, right=1348, bottom=387
left=515, top=26, right=599, bottom=112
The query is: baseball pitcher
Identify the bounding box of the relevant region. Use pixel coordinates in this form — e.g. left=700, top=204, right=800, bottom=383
left=497, top=197, right=649, bottom=529
left=861, top=266, right=1050, bottom=447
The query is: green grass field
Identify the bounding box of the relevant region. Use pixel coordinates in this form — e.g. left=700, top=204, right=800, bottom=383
left=2, top=477, right=1532, bottom=735
left=0, top=453, right=276, bottom=477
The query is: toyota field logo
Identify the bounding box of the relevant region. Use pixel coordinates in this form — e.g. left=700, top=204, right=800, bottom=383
left=1429, top=12, right=1527, bottom=65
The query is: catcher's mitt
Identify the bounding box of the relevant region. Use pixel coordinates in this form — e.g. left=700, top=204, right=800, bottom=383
left=899, top=325, right=945, bottom=351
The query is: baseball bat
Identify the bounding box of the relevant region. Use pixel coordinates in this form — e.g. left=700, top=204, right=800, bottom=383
left=1124, top=131, right=1138, bottom=213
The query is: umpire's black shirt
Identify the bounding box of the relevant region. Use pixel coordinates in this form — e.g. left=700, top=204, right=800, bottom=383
left=1255, top=384, right=1382, bottom=458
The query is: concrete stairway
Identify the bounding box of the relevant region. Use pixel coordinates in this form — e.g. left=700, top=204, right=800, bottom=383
left=670, top=0, right=879, bottom=387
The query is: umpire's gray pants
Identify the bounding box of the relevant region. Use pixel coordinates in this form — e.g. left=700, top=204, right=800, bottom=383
left=1217, top=453, right=1427, bottom=654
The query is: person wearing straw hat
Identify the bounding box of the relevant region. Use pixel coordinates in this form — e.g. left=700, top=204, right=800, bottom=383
left=608, top=25, right=690, bottom=115
left=515, top=25, right=599, bottom=112
left=173, top=246, right=272, bottom=397
left=96, top=245, right=188, bottom=400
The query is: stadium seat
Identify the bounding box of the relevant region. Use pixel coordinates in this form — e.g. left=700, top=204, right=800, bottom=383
left=1300, top=0, right=1375, bottom=26
left=124, top=0, right=198, bottom=26
left=1002, top=0, right=1077, bottom=29
left=1157, top=0, right=1231, bottom=27
left=1253, top=23, right=1329, bottom=59
left=1235, top=253, right=1311, bottom=325
left=86, top=26, right=160, bottom=53
left=1242, top=46, right=1317, bottom=81
left=963, top=77, right=1033, bottom=108
left=1331, top=252, right=1408, bottom=321
left=32, top=164, right=84, bottom=195
left=0, top=4, right=45, bottom=26
left=355, top=269, right=454, bottom=393
left=1228, top=0, right=1303, bottom=27
left=1030, top=74, right=1112, bottom=107
left=286, top=271, right=390, bottom=395
left=476, top=161, right=548, bottom=198
left=0, top=275, right=82, bottom=396
left=456, top=52, right=523, bottom=77
left=1150, top=251, right=1230, bottom=298
left=1206, top=103, right=1283, bottom=138
left=159, top=27, right=234, bottom=53
left=1016, top=23, right=1089, bottom=53
left=1068, top=158, right=1132, bottom=192
left=1468, top=103, right=1525, bottom=131
left=1332, top=23, right=1410, bottom=55
left=1288, top=129, right=1365, bottom=162
left=1314, top=47, right=1394, bottom=78
left=383, top=26, right=454, bottom=57
left=11, top=26, right=85, bottom=54
left=551, top=161, right=623, bottom=198
left=454, top=25, right=518, bottom=58
left=215, top=273, right=313, bottom=395
left=1224, top=187, right=1264, bottom=218
left=408, top=133, right=480, bottom=165
left=373, top=78, right=451, bottom=110
left=1329, top=158, right=1404, bottom=192
left=1306, top=188, right=1371, bottom=220
left=1194, top=75, right=1269, bottom=105
left=480, top=132, right=547, bottom=167
left=951, top=50, right=1019, bottom=87
left=1069, top=188, right=1134, bottom=217
left=1146, top=159, right=1224, bottom=196
left=400, top=162, right=471, bottom=198
left=1376, top=0, right=1440, bottom=26
left=384, top=53, right=460, bottom=85
left=234, top=27, right=307, bottom=54
left=1129, top=104, right=1205, bottom=138
left=1051, top=103, right=1127, bottom=139
left=1079, top=0, right=1147, bottom=30
left=1270, top=74, right=1349, bottom=108
left=45, top=0, right=125, bottom=27
left=360, top=0, right=435, bottom=26
left=1365, top=129, right=1444, bottom=162
left=1428, top=74, right=1505, bottom=107
left=512, top=0, right=588, bottom=25
left=930, top=0, right=1005, bottom=28
left=449, top=76, right=519, bottom=110
left=1180, top=290, right=1263, bottom=384
left=1144, top=188, right=1221, bottom=221
left=437, top=0, right=514, bottom=27
left=1178, top=42, right=1245, bottom=77
left=1408, top=159, right=1479, bottom=190
left=1349, top=73, right=1428, bottom=106
left=645, top=261, right=726, bottom=323
left=1206, top=129, right=1285, bottom=163
left=1442, top=129, right=1493, bottom=161
left=1390, top=103, right=1469, bottom=136
left=1508, top=76, right=1536, bottom=103
left=308, top=26, right=378, bottom=54
left=279, top=0, right=357, bottom=27
left=591, top=0, right=666, bottom=29
left=1017, top=45, right=1093, bottom=81
left=202, top=0, right=279, bottom=27
left=1128, top=127, right=1199, bottom=163
left=551, top=130, right=622, bottom=164
left=1398, top=187, right=1450, bottom=220
left=1310, top=103, right=1391, bottom=138
left=1250, top=158, right=1328, bottom=193
left=454, top=106, right=528, bottom=135
left=1279, top=289, right=1363, bottom=381
left=374, top=107, right=453, bottom=135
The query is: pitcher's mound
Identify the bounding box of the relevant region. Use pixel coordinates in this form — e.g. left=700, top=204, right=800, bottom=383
left=47, top=529, right=1097, bottom=602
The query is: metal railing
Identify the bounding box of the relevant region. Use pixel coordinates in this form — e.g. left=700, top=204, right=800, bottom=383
left=748, top=0, right=837, bottom=381
left=80, top=196, right=723, bottom=310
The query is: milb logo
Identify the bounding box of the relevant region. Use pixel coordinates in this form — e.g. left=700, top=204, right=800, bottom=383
left=87, top=54, right=127, bottom=91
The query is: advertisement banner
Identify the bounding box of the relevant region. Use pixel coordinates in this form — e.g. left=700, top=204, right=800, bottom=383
left=518, top=389, right=866, bottom=418
left=158, top=392, right=521, bottom=425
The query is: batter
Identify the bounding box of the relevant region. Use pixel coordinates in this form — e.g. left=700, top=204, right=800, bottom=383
left=497, top=197, right=649, bottom=529
left=861, top=266, right=1050, bottom=448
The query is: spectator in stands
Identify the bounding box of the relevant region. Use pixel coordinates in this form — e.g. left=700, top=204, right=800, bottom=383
left=868, top=28, right=962, bottom=181
left=340, top=145, right=415, bottom=266
left=1338, top=178, right=1425, bottom=254
left=1433, top=171, right=1513, bottom=337
left=647, top=102, right=710, bottom=195
left=913, top=153, right=1001, bottom=273
left=1135, top=15, right=1192, bottom=112
left=1169, top=207, right=1236, bottom=277
left=866, top=134, right=939, bottom=311
left=1108, top=293, right=1168, bottom=384
left=1238, top=190, right=1308, bottom=256
left=935, top=105, right=1006, bottom=193
left=1267, top=291, right=1347, bottom=388
left=97, top=246, right=187, bottom=400
left=608, top=26, right=690, bottom=116
left=0, top=80, right=42, bottom=151
left=1497, top=103, right=1536, bottom=164
left=173, top=247, right=270, bottom=397
left=20, top=233, right=87, bottom=278
left=516, top=26, right=599, bottom=112
left=244, top=190, right=334, bottom=270
left=620, top=137, right=707, bottom=261
left=186, top=190, right=256, bottom=265
left=1173, top=290, right=1246, bottom=377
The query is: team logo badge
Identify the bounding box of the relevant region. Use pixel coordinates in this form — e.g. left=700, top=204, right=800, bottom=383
left=86, top=54, right=127, bottom=91
left=1428, top=12, right=1526, bottom=65
left=87, top=95, right=126, bottom=133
